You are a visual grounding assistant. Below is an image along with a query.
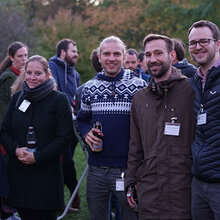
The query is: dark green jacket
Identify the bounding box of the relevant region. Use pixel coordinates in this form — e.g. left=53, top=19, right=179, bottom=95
left=0, top=67, right=17, bottom=125
left=0, top=90, right=73, bottom=210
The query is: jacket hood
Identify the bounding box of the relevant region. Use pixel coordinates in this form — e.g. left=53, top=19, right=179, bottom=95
left=173, top=58, right=197, bottom=78
left=174, top=58, right=193, bottom=69
left=49, top=55, right=65, bottom=67
left=49, top=56, right=75, bottom=74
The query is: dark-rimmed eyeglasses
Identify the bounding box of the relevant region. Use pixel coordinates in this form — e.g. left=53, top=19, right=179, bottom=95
left=187, top=38, right=217, bottom=49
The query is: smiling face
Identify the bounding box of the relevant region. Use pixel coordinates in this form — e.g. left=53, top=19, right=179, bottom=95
left=145, top=39, right=173, bottom=82
left=188, top=26, right=220, bottom=69
left=99, top=42, right=125, bottom=77
left=10, top=47, right=28, bottom=70
left=25, top=60, right=49, bottom=88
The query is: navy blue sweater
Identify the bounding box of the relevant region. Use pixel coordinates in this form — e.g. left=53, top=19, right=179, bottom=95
left=77, top=68, right=146, bottom=168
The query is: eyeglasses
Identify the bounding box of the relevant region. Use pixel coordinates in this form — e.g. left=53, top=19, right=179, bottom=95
left=188, top=38, right=217, bottom=48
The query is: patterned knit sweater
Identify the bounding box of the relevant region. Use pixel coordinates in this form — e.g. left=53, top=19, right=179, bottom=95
left=77, top=68, right=146, bottom=168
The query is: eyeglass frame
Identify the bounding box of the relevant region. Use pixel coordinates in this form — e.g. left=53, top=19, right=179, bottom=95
left=187, top=38, right=217, bottom=49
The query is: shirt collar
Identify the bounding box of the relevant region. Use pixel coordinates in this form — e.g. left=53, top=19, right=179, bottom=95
left=198, top=57, right=220, bottom=78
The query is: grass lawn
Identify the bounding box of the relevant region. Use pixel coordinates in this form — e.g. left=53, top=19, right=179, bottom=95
left=57, top=144, right=90, bottom=220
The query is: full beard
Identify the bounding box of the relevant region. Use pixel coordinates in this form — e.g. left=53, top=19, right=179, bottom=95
left=65, top=55, right=76, bottom=66
left=148, top=61, right=170, bottom=79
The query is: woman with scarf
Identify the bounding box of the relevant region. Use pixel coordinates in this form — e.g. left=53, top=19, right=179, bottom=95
left=0, top=55, right=73, bottom=220
left=0, top=41, right=28, bottom=125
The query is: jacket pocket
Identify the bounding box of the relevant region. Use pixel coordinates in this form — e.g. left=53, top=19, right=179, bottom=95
left=168, top=145, right=192, bottom=174
left=135, top=152, right=157, bottom=181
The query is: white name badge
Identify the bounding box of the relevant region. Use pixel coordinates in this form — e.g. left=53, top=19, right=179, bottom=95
left=18, top=100, right=31, bottom=112
left=164, top=123, right=181, bottom=136
left=116, top=179, right=124, bottom=191
left=197, top=113, right=207, bottom=125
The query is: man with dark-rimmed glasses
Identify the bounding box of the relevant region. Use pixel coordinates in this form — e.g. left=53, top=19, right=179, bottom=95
left=188, top=20, right=220, bottom=220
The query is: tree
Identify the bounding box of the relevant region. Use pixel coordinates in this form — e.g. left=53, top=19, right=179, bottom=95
left=85, top=0, right=146, bottom=50
left=0, top=0, right=37, bottom=61
left=34, top=8, right=99, bottom=83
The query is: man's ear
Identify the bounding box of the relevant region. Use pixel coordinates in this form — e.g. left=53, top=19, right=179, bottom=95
left=60, top=49, right=66, bottom=60
left=170, top=50, right=177, bottom=64
left=98, top=54, right=101, bottom=64
left=216, top=40, right=220, bottom=52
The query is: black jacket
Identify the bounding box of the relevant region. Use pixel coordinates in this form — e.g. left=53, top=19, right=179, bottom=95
left=173, top=58, right=197, bottom=78
left=0, top=90, right=73, bottom=209
left=190, top=65, right=220, bottom=182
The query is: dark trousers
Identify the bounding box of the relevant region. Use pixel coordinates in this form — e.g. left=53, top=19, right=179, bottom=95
left=63, top=134, right=78, bottom=194
left=0, top=198, right=13, bottom=219
left=87, top=166, right=138, bottom=220
left=192, top=177, right=220, bottom=220
left=17, top=208, right=57, bottom=220
left=110, top=193, right=121, bottom=220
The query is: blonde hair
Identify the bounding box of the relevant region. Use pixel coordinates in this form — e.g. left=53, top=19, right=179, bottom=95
left=11, top=69, right=25, bottom=95
left=98, top=36, right=126, bottom=55
left=11, top=55, right=57, bottom=94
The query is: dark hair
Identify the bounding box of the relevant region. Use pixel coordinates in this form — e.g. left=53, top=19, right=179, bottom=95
left=25, top=55, right=50, bottom=74
left=138, top=51, right=145, bottom=62
left=0, top=41, right=28, bottom=74
left=171, top=38, right=185, bottom=61
left=56, top=39, right=76, bottom=57
left=90, top=48, right=102, bottom=73
left=188, top=20, right=220, bottom=40
left=126, top=48, right=138, bottom=58
left=143, top=34, right=174, bottom=53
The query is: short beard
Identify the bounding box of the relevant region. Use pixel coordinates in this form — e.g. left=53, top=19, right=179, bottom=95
left=65, top=54, right=76, bottom=66
left=148, top=61, right=170, bottom=79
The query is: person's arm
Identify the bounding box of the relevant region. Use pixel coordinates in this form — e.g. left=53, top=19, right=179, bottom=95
left=34, top=93, right=74, bottom=164
left=0, top=93, right=20, bottom=157
left=76, top=85, right=103, bottom=151
left=125, top=97, right=144, bottom=208
left=0, top=73, right=16, bottom=125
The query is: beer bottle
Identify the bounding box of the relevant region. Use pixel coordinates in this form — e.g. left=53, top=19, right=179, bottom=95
left=93, top=121, right=103, bottom=152
left=27, top=126, right=37, bottom=152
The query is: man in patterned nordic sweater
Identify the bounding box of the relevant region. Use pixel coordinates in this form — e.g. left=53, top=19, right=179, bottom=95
left=77, top=36, right=146, bottom=220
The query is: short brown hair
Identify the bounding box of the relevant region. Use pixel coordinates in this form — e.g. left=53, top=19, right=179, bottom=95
left=172, top=38, right=185, bottom=61
left=56, top=39, right=76, bottom=57
left=126, top=48, right=138, bottom=58
left=188, top=20, right=220, bottom=40
left=90, top=48, right=102, bottom=73
left=143, top=34, right=174, bottom=53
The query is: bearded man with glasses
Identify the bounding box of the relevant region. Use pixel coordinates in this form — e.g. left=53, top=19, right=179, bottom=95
left=188, top=20, right=220, bottom=220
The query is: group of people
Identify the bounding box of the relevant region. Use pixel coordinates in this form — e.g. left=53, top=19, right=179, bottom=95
left=0, top=19, right=220, bottom=220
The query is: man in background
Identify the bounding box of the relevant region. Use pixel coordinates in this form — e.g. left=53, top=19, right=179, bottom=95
left=172, top=38, right=197, bottom=77
left=49, top=39, right=80, bottom=212
left=124, top=48, right=149, bottom=82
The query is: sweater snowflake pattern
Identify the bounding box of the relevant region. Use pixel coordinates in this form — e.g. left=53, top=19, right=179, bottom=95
left=77, top=68, right=146, bottom=168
